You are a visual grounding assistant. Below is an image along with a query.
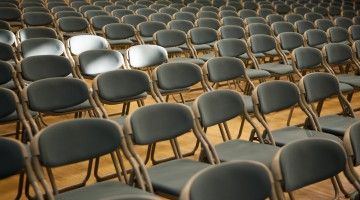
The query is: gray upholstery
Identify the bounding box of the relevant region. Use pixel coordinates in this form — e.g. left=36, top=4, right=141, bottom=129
left=347, top=122, right=360, bottom=166
left=278, top=32, right=303, bottom=51
left=91, top=16, right=119, bottom=31
left=295, top=20, right=314, bottom=34
left=354, top=40, right=360, bottom=59
left=136, top=8, right=157, bottom=17
left=58, top=17, right=89, bottom=32
left=197, top=11, right=218, bottom=19
left=315, top=19, right=333, bottom=31
left=318, top=115, right=359, bottom=136
left=79, top=5, right=102, bottom=14
left=149, top=13, right=172, bottom=24
left=219, top=25, right=245, bottom=39
left=159, top=7, right=178, bottom=16
left=23, top=12, right=53, bottom=26
left=200, top=6, right=218, bottom=13
left=155, top=29, right=187, bottom=48
left=285, top=14, right=303, bottom=25
left=180, top=7, right=199, bottom=15
left=21, top=38, right=65, bottom=58
left=245, top=17, right=267, bottom=25
left=85, top=11, right=108, bottom=19
left=174, top=11, right=196, bottom=23
left=219, top=10, right=238, bottom=18
left=275, top=4, right=290, bottom=15
left=0, top=61, right=12, bottom=85
left=328, top=27, right=349, bottom=44
left=96, top=70, right=150, bottom=102
left=26, top=77, right=89, bottom=112
left=293, top=47, right=322, bottom=70
left=127, top=45, right=168, bottom=68
left=168, top=57, right=205, bottom=65
left=272, top=21, right=294, bottom=36
left=183, top=161, right=272, bottom=200
left=55, top=181, right=156, bottom=200
left=156, top=62, right=201, bottom=90
left=18, top=27, right=57, bottom=42
left=258, top=8, right=274, bottom=19
left=189, top=27, right=218, bottom=45
left=312, top=6, right=328, bottom=16
left=337, top=74, right=360, bottom=88
left=0, top=7, right=21, bottom=21
left=216, top=38, right=247, bottom=57
left=324, top=43, right=352, bottom=64
left=304, top=29, right=327, bottom=48
left=52, top=6, right=76, bottom=14
left=0, top=43, right=15, bottom=61
left=55, top=11, right=83, bottom=19
left=335, top=17, right=353, bottom=29
left=94, top=1, right=113, bottom=8
left=349, top=25, right=360, bottom=41
left=249, top=34, right=276, bottom=53
left=302, top=72, right=340, bottom=103
left=247, top=23, right=272, bottom=36
left=0, top=20, right=11, bottom=30
left=245, top=68, right=271, bottom=79
left=104, top=23, right=135, bottom=41
left=294, top=6, right=311, bottom=15
left=68, top=35, right=109, bottom=55
left=136, top=0, right=153, bottom=6
left=111, top=9, right=134, bottom=19
left=196, top=18, right=220, bottom=30
left=267, top=14, right=285, bottom=25
left=0, top=29, right=15, bottom=45
left=23, top=7, right=49, bottom=14
left=37, top=119, right=120, bottom=167
left=256, top=81, right=299, bottom=114
left=304, top=12, right=323, bottom=23
left=79, top=50, right=124, bottom=76
left=104, top=5, right=126, bottom=13
left=168, top=20, right=194, bottom=33
left=0, top=88, right=16, bottom=119
left=21, top=55, right=72, bottom=81
left=328, top=6, right=341, bottom=17
left=121, top=14, right=147, bottom=28
left=0, top=138, right=24, bottom=179
left=221, top=16, right=244, bottom=27
left=138, top=21, right=166, bottom=38
left=277, top=138, right=346, bottom=191
left=148, top=159, right=209, bottom=196
left=238, top=9, right=257, bottom=19
left=129, top=103, right=193, bottom=144
left=149, top=4, right=166, bottom=11
left=205, top=57, right=246, bottom=83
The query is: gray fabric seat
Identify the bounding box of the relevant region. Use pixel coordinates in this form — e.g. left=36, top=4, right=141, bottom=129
left=0, top=110, right=37, bottom=123
left=317, top=115, right=359, bottom=137
left=259, top=63, right=293, bottom=75
left=147, top=159, right=209, bottom=196
left=339, top=82, right=355, bottom=93
left=337, top=74, right=360, bottom=88
left=53, top=100, right=92, bottom=113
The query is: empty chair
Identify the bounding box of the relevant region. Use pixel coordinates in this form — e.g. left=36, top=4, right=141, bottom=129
left=168, top=20, right=195, bottom=33
left=327, top=26, right=349, bottom=45
left=219, top=5, right=236, bottom=11
left=0, top=29, right=16, bottom=47
left=219, top=10, right=238, bottom=18
left=299, top=72, right=359, bottom=137
left=253, top=80, right=341, bottom=146
left=315, top=19, right=334, bottom=31
left=277, top=32, right=304, bottom=57
left=21, top=2, right=44, bottom=8
left=227, top=2, right=242, bottom=11
left=0, top=42, right=18, bottom=64
left=79, top=5, right=102, bottom=14
left=52, top=6, right=76, bottom=14
left=0, top=137, right=43, bottom=199
left=188, top=27, right=218, bottom=61
left=275, top=3, right=290, bottom=15
left=104, top=5, right=126, bottom=12
left=244, top=17, right=267, bottom=25
left=271, top=21, right=295, bottom=36
left=0, top=7, right=22, bottom=27
left=221, top=16, right=244, bottom=27
left=169, top=3, right=185, bottom=10
left=294, top=20, right=314, bottom=34
left=218, top=25, right=245, bottom=39
left=121, top=14, right=147, bottom=28
left=173, top=12, right=196, bottom=23
left=0, top=20, right=11, bottom=30
left=285, top=13, right=303, bottom=25
left=115, top=0, right=133, bottom=8
left=19, top=38, right=65, bottom=59
left=0, top=60, right=18, bottom=90
left=0, top=2, right=17, bottom=8
left=159, top=7, right=178, bottom=16
left=55, top=11, right=83, bottom=19
left=266, top=14, right=285, bottom=25
left=149, top=13, right=172, bottom=24
left=94, top=1, right=113, bottom=7
left=136, top=8, right=157, bottom=18
left=344, top=122, right=360, bottom=188
left=103, top=23, right=138, bottom=53
left=31, top=118, right=157, bottom=200
left=90, top=15, right=119, bottom=35
left=181, top=161, right=275, bottom=200
left=126, top=44, right=168, bottom=71
left=197, top=11, right=218, bottom=19
left=243, top=1, right=258, bottom=10
left=23, top=7, right=49, bottom=13
left=17, top=27, right=57, bottom=43
left=57, top=17, right=91, bottom=40
left=187, top=2, right=203, bottom=9
left=349, top=25, right=360, bottom=42
left=272, top=138, right=358, bottom=199
left=238, top=9, right=258, bottom=19
left=246, top=23, right=272, bottom=36
left=111, top=9, right=134, bottom=19
left=304, top=29, right=328, bottom=49
left=304, top=12, right=323, bottom=23
left=335, top=16, right=353, bottom=29
left=137, top=21, right=166, bottom=44
left=312, top=6, right=328, bottom=16
left=294, top=6, right=311, bottom=16
left=328, top=5, right=341, bottom=18
left=195, top=18, right=221, bottom=30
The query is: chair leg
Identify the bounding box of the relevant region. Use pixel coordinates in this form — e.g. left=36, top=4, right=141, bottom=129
left=331, top=176, right=341, bottom=199
left=336, top=174, right=351, bottom=198
left=15, top=172, right=24, bottom=200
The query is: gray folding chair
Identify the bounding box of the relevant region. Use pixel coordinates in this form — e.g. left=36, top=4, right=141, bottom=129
left=136, top=8, right=157, bottom=18
left=266, top=14, right=284, bottom=25
left=111, top=8, right=134, bottom=19
left=238, top=8, right=258, bottom=19
left=285, top=13, right=303, bottom=25
left=90, top=15, right=119, bottom=35
left=196, top=11, right=218, bottom=19
left=0, top=7, right=22, bottom=28
left=136, top=21, right=167, bottom=44
left=276, top=32, right=304, bottom=59
left=159, top=7, right=178, bottom=16
left=304, top=12, right=323, bottom=23
left=103, top=23, right=138, bottom=53
left=180, top=161, right=276, bottom=200
left=195, top=18, right=221, bottom=30
left=149, top=13, right=172, bottom=24
left=31, top=118, right=158, bottom=200
left=168, top=20, right=195, bottom=33
left=304, top=29, right=328, bottom=49
left=314, top=18, right=334, bottom=31
left=57, top=17, right=91, bottom=41
left=22, top=12, right=54, bottom=27
left=294, top=20, right=314, bottom=34
left=246, top=23, right=272, bottom=36
left=221, top=16, right=244, bottom=27
left=327, top=26, right=350, bottom=45
left=0, top=29, right=16, bottom=47
left=335, top=16, right=353, bottom=29
left=258, top=8, right=274, bottom=19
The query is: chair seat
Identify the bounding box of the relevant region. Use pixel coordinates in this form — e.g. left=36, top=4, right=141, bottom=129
left=239, top=52, right=264, bottom=59
left=259, top=63, right=293, bottom=75
left=337, top=74, right=360, bottom=88
left=314, top=43, right=325, bottom=49
left=108, top=38, right=134, bottom=45
left=178, top=43, right=190, bottom=50
left=264, top=49, right=289, bottom=55
left=192, top=44, right=211, bottom=50
left=168, top=57, right=205, bottom=65
left=318, top=115, right=359, bottom=136
left=339, top=82, right=354, bottom=93
left=215, top=140, right=280, bottom=167
left=53, top=100, right=93, bottom=113
left=0, top=110, right=38, bottom=123
left=111, top=115, right=126, bottom=126
left=55, top=181, right=154, bottom=200
left=242, top=95, right=254, bottom=113
left=0, top=80, right=16, bottom=90
left=147, top=159, right=210, bottom=196
left=198, top=53, right=215, bottom=61
left=271, top=126, right=342, bottom=146
left=166, top=47, right=183, bottom=53
left=245, top=68, right=271, bottom=79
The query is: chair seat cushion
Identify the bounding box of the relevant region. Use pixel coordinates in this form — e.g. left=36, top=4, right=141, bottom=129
left=339, top=82, right=354, bottom=93
left=168, top=57, right=205, bottom=65
left=0, top=110, right=38, bottom=123
left=111, top=115, right=126, bottom=126
left=239, top=52, right=264, bottom=59
left=166, top=47, right=183, bottom=53
left=242, top=95, right=254, bottom=113
left=141, top=37, right=154, bottom=43
left=198, top=53, right=214, bottom=61
left=192, top=44, right=211, bottom=50
left=55, top=181, right=154, bottom=200
left=271, top=126, right=342, bottom=146
left=0, top=80, right=16, bottom=90
left=337, top=74, right=360, bottom=88
left=245, top=68, right=271, bottom=79
left=215, top=140, right=280, bottom=167
left=108, top=38, right=134, bottom=45
left=147, top=159, right=210, bottom=196
left=318, top=115, right=359, bottom=136
left=259, top=63, right=293, bottom=75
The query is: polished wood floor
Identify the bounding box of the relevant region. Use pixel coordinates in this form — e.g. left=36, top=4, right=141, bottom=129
left=1, top=83, right=360, bottom=200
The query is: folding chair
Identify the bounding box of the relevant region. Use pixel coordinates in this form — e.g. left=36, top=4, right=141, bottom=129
left=315, top=18, right=334, bottom=31
left=103, top=23, right=138, bottom=53
left=188, top=27, right=218, bottom=61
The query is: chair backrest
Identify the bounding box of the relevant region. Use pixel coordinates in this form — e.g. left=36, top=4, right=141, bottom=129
left=79, top=5, right=102, bottom=14
left=219, top=10, right=238, bottom=18
left=197, top=11, right=218, bottom=19
left=149, top=13, right=172, bottom=24
left=196, top=18, right=221, bottom=30
left=136, top=8, right=157, bottom=17
left=22, top=12, right=53, bottom=26
left=67, top=35, right=109, bottom=55
left=315, top=19, right=333, bottom=31
left=0, top=20, right=11, bottom=30
left=323, top=43, right=352, bottom=65
left=266, top=14, right=284, bottom=25
left=188, top=27, right=218, bottom=45
left=253, top=80, right=300, bottom=114
left=221, top=16, right=244, bottom=27
left=218, top=25, right=245, bottom=39
left=304, top=12, right=323, bottom=23
left=304, top=29, right=327, bottom=48
left=159, top=7, right=178, bottom=16
left=121, top=14, right=147, bottom=28
left=91, top=16, right=119, bottom=31
left=258, top=8, right=274, bottom=19
left=84, top=10, right=109, bottom=20
left=335, top=16, right=353, bottom=29
left=57, top=16, right=89, bottom=33
left=18, top=27, right=57, bottom=42
left=111, top=9, right=134, bottom=19
left=272, top=138, right=346, bottom=193
left=124, top=103, right=194, bottom=145
left=0, top=7, right=21, bottom=22
left=244, top=16, right=267, bottom=25
left=295, top=20, right=314, bottom=34
left=272, top=21, right=295, bottom=36
left=0, top=43, right=16, bottom=62
left=168, top=20, right=194, bottom=33
left=55, top=11, right=83, bottom=19
left=155, top=29, right=187, bottom=48
left=277, top=32, right=304, bottom=52
left=180, top=161, right=273, bottom=200
left=246, top=23, right=272, bottom=36
left=285, top=13, right=303, bottom=25
left=104, top=5, right=126, bottom=13
left=344, top=122, right=360, bottom=167
left=52, top=6, right=76, bottom=14
left=0, top=87, right=17, bottom=119
left=180, top=6, right=199, bottom=15
left=327, top=26, right=348, bottom=43
left=248, top=34, right=276, bottom=54
left=328, top=5, right=341, bottom=17
left=349, top=25, right=360, bottom=41
left=275, top=3, right=290, bottom=15
left=238, top=9, right=257, bottom=19
left=103, top=23, right=135, bottom=41
left=292, top=47, right=323, bottom=73
left=126, top=44, right=168, bottom=69
left=174, top=11, right=196, bottom=23
left=137, top=21, right=166, bottom=38
left=0, top=29, right=16, bottom=46
left=0, top=137, right=28, bottom=179
left=20, top=38, right=65, bottom=58
left=294, top=6, right=311, bottom=15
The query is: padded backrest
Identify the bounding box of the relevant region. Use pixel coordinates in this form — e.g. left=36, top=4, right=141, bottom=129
left=36, top=119, right=121, bottom=167
left=350, top=25, right=360, bottom=41
left=0, top=29, right=16, bottom=45
left=196, top=90, right=245, bottom=127
left=21, top=55, right=72, bottom=81
left=96, top=69, right=150, bottom=102
left=26, top=77, right=89, bottom=112
left=278, top=32, right=303, bottom=51
left=18, top=27, right=57, bottom=42
left=68, top=35, right=109, bottom=55
left=304, top=12, right=323, bottom=22
left=205, top=57, right=246, bottom=83
left=58, top=17, right=89, bottom=32
left=335, top=17, right=353, bottom=29
left=136, top=8, right=157, bottom=17
left=221, top=16, right=244, bottom=27
left=23, top=12, right=53, bottom=26
left=327, top=27, right=348, bottom=43
left=121, top=14, right=147, bottom=28
left=52, top=6, right=76, bottom=14
left=168, top=20, right=194, bottom=33
left=197, top=11, right=218, bottom=19
left=155, top=29, right=187, bottom=47
left=245, top=16, right=267, bottom=25
left=219, top=10, right=238, bottom=18
left=304, top=29, right=327, bottom=46
left=247, top=23, right=272, bottom=36
left=196, top=18, right=220, bottom=30
left=91, top=16, right=119, bottom=30
left=0, top=61, right=12, bottom=85
left=79, top=49, right=124, bottom=76
left=0, top=20, right=11, bottom=30
left=184, top=161, right=272, bottom=200
left=127, top=44, right=168, bottom=68
left=238, top=9, right=257, bottom=19
left=255, top=81, right=300, bottom=114
left=0, top=138, right=24, bottom=179
left=219, top=25, right=245, bottom=39
left=149, top=13, right=172, bottom=24
left=267, top=14, right=285, bottom=25
left=347, top=122, right=360, bottom=166
left=249, top=34, right=276, bottom=53
left=301, top=72, right=340, bottom=103
left=354, top=40, right=360, bottom=59
left=277, top=139, right=346, bottom=192
left=21, top=38, right=65, bottom=58
left=293, top=47, right=322, bottom=70
left=272, top=21, right=294, bottom=35
left=111, top=9, right=134, bottom=18
left=159, top=7, right=178, bottom=15
left=56, top=11, right=83, bottom=19
left=315, top=19, right=333, bottom=31
left=324, top=43, right=352, bottom=64
left=285, top=13, right=303, bottom=25
left=0, top=87, right=16, bottom=119
left=0, top=7, right=21, bottom=21
left=0, top=43, right=15, bottom=61
left=155, top=62, right=202, bottom=90
left=174, top=11, right=196, bottom=23
left=189, top=27, right=218, bottom=44
left=137, top=21, right=166, bottom=37
left=128, top=103, right=194, bottom=144
left=104, top=23, right=135, bottom=40
left=295, top=20, right=314, bottom=34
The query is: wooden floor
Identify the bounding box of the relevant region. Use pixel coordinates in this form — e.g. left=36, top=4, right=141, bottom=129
left=1, top=82, right=360, bottom=200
